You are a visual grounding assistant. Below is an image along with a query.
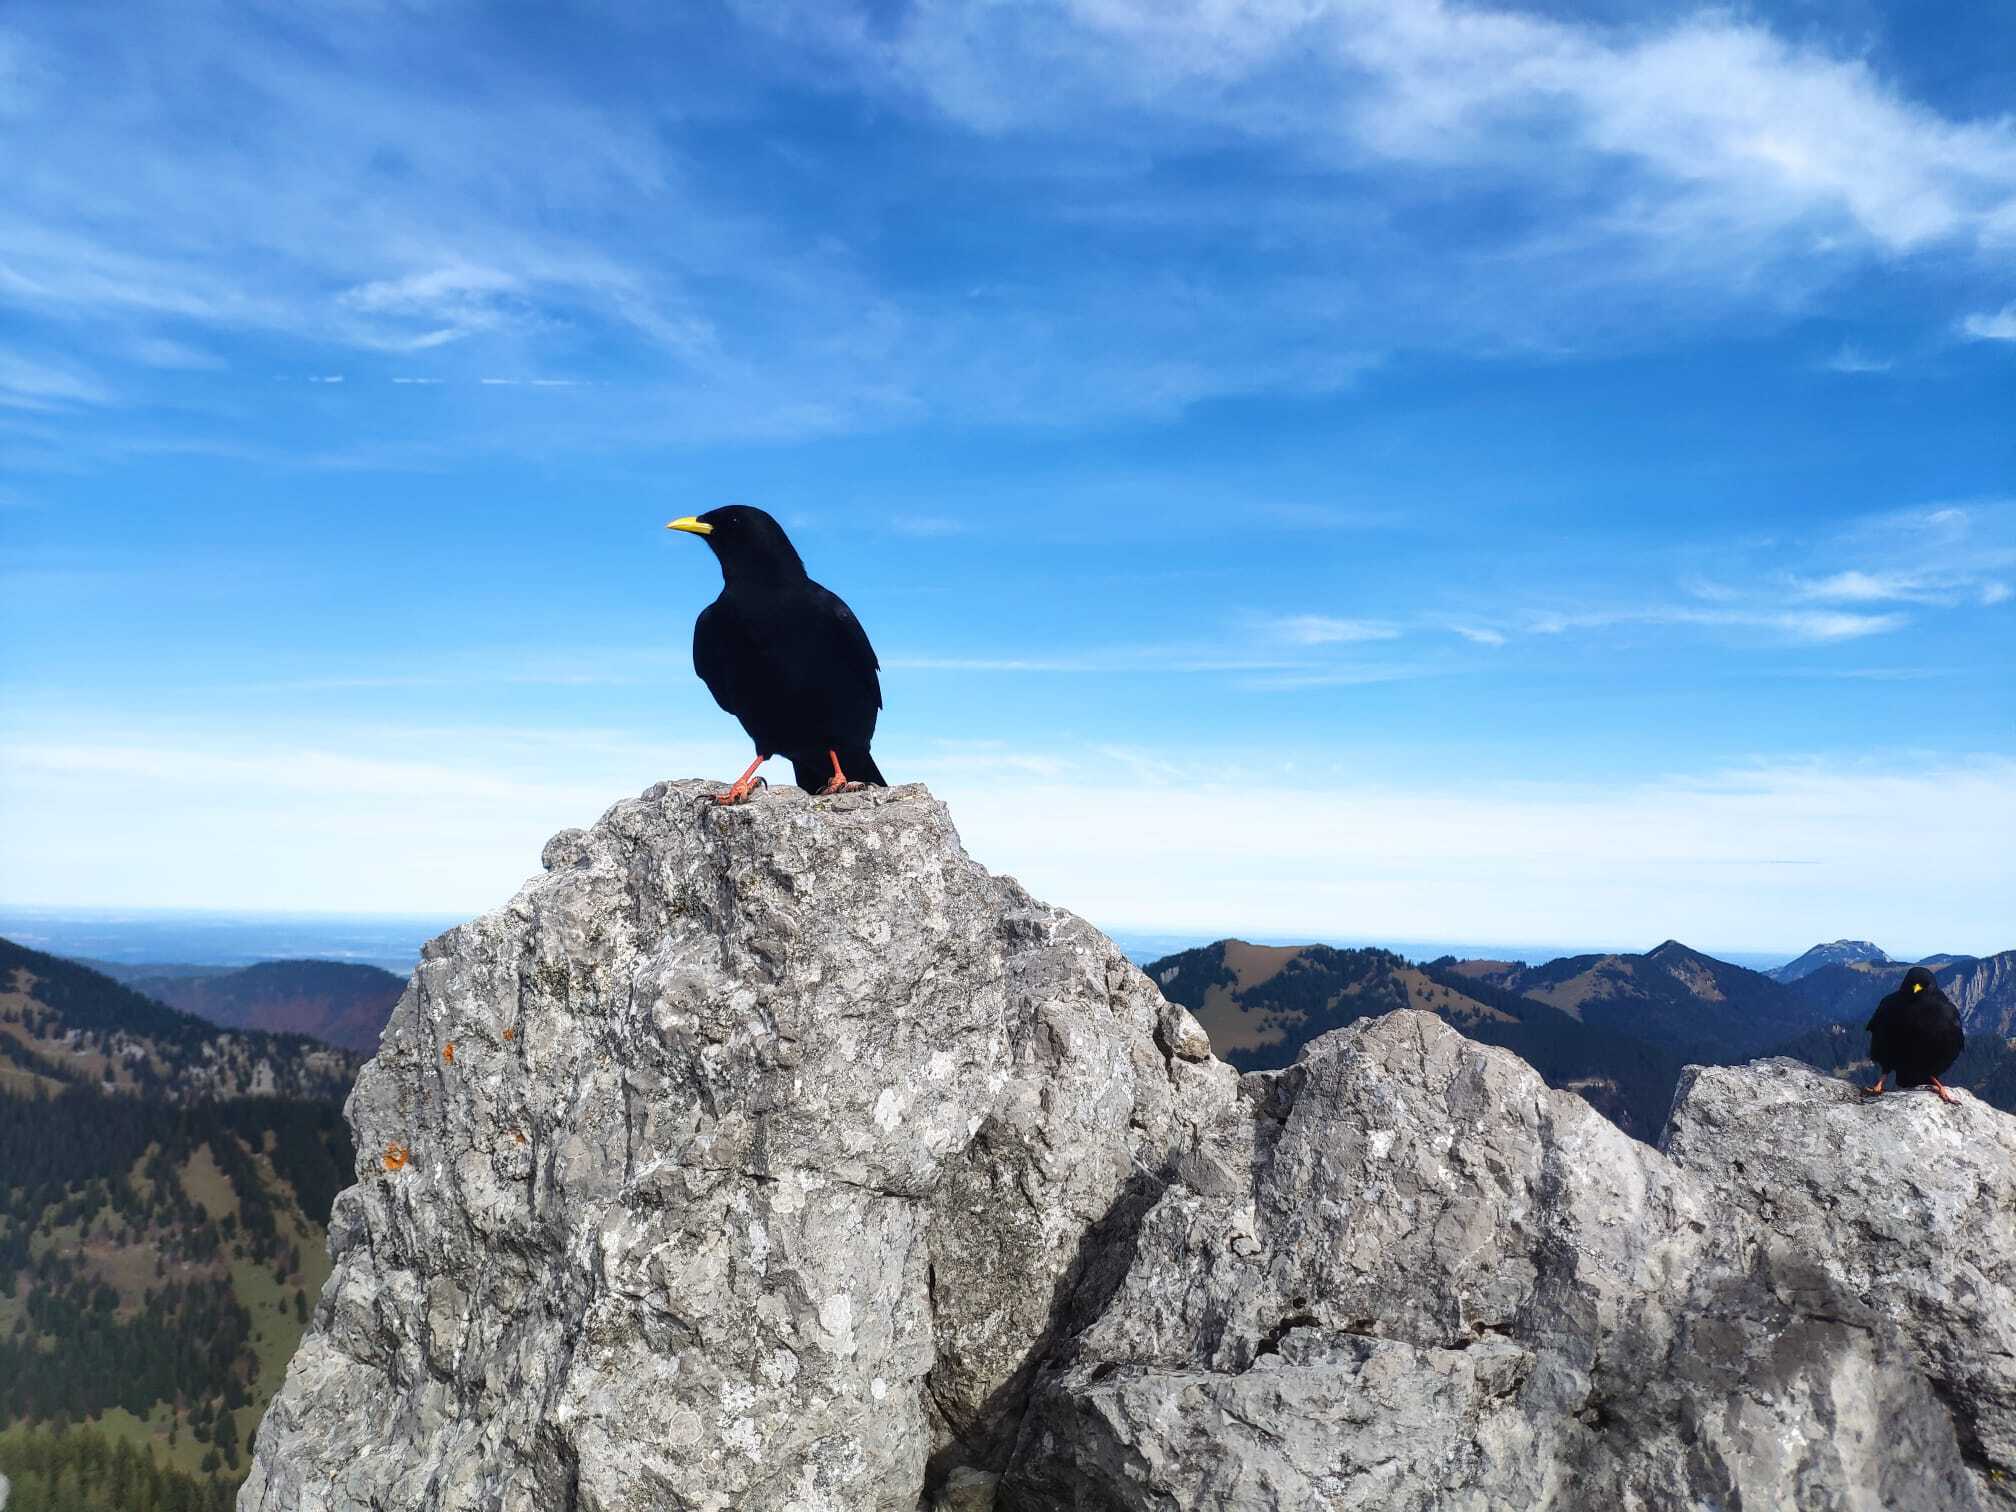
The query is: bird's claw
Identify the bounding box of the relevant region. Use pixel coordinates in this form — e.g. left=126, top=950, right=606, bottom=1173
left=1931, top=1076, right=1959, bottom=1105
left=714, top=775, right=767, bottom=805
left=1861, top=1077, right=1885, bottom=1097
left=818, top=778, right=868, bottom=796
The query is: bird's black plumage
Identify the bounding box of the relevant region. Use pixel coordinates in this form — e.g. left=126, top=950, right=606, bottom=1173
left=669, top=505, right=887, bottom=795
left=1866, top=965, right=1964, bottom=1090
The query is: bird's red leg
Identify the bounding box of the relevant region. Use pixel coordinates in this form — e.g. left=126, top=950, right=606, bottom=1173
left=716, top=755, right=768, bottom=805
left=1930, top=1076, right=1959, bottom=1106
left=818, top=749, right=850, bottom=796
left=1861, top=1074, right=1886, bottom=1097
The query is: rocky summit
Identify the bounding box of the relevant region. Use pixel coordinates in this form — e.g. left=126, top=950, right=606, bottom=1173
left=244, top=782, right=2016, bottom=1511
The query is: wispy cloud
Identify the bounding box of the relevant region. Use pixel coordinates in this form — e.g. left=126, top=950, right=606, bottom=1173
left=338, top=261, right=522, bottom=350
left=3, top=0, right=2010, bottom=452
left=1527, top=605, right=1909, bottom=643
left=1791, top=569, right=1937, bottom=603
left=796, top=0, right=2016, bottom=262
left=128, top=336, right=224, bottom=371
left=1960, top=304, right=2016, bottom=342
left=887, top=514, right=969, bottom=538
left=1267, top=614, right=1402, bottom=646
left=1823, top=344, right=1893, bottom=374
left=0, top=351, right=112, bottom=411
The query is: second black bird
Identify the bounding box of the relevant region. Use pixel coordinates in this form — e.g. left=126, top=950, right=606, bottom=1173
left=1864, top=965, right=1965, bottom=1105
left=668, top=505, right=888, bottom=803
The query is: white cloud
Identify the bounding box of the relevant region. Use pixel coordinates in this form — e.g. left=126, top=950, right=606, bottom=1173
left=931, top=754, right=2016, bottom=956
left=1450, top=626, right=1507, bottom=647
left=839, top=0, right=2016, bottom=258
left=884, top=656, right=1099, bottom=673
left=7, top=732, right=2007, bottom=954
left=887, top=514, right=969, bottom=538
left=3, top=0, right=2010, bottom=447
left=1523, top=604, right=1908, bottom=643
left=0, top=350, right=112, bottom=410
left=1960, top=304, right=2016, bottom=341
left=1823, top=344, right=1892, bottom=374
left=0, top=729, right=733, bottom=914
left=1269, top=614, right=1402, bottom=646
left=1792, top=569, right=1929, bottom=603
left=1773, top=609, right=1908, bottom=642
left=129, top=336, right=224, bottom=370
left=1984, top=582, right=2013, bottom=606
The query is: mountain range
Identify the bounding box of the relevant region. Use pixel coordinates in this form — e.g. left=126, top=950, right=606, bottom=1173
left=1765, top=938, right=1893, bottom=983
left=107, top=960, right=405, bottom=1056
left=1147, top=936, right=2016, bottom=1140
left=3, top=918, right=2011, bottom=1505
left=0, top=941, right=358, bottom=1102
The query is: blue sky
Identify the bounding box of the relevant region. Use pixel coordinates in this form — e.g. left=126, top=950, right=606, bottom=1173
left=1, top=0, right=2012, bottom=957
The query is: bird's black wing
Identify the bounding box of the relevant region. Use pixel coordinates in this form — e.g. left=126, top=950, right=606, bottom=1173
left=1866, top=989, right=1908, bottom=1069
left=693, top=598, right=757, bottom=718
left=812, top=583, right=882, bottom=711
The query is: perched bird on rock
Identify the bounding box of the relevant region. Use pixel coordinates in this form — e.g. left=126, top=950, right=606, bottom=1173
left=667, top=505, right=888, bottom=803
left=1863, top=965, right=1964, bottom=1104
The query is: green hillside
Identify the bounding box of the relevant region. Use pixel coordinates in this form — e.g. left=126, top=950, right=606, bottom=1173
left=0, top=939, right=356, bottom=1508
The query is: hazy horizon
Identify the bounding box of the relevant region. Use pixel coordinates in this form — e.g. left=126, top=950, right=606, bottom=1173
left=0, top=900, right=1973, bottom=980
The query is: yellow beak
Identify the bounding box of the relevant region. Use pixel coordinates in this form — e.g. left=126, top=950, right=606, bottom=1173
left=1913, top=982, right=1924, bottom=993
left=667, top=517, right=714, bottom=536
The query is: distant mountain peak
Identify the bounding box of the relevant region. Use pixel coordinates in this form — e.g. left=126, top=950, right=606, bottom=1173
left=1768, top=940, right=1892, bottom=984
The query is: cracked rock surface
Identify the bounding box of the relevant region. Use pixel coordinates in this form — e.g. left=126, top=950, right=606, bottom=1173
left=244, top=783, right=2016, bottom=1511
left=240, top=781, right=1230, bottom=1512
left=1007, top=1028, right=2016, bottom=1511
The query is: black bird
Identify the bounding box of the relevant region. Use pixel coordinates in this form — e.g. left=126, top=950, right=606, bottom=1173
left=1863, top=965, right=1965, bottom=1104
left=667, top=505, right=887, bottom=803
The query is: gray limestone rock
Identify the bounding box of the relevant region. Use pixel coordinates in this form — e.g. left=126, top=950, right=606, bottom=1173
left=242, top=781, right=1226, bottom=1512
left=1007, top=1018, right=2013, bottom=1511
left=246, top=782, right=2016, bottom=1512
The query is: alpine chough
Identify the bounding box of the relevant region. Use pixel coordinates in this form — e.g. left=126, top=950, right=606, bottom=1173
left=667, top=505, right=887, bottom=803
left=1863, top=964, right=1965, bottom=1104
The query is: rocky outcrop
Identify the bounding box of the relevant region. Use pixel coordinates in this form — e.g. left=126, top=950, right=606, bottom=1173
left=1945, top=950, right=2016, bottom=1040
left=245, top=782, right=2016, bottom=1511
left=1011, top=1031, right=2016, bottom=1509
left=241, top=782, right=1230, bottom=1511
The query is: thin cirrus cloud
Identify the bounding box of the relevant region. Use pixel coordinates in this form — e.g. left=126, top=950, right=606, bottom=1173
left=0, top=350, right=113, bottom=411
left=1960, top=304, right=2016, bottom=342
left=0, top=1, right=2011, bottom=449
left=790, top=0, right=2016, bottom=257
left=1525, top=605, right=1908, bottom=643
left=1268, top=614, right=1404, bottom=646
left=1822, top=345, right=1893, bottom=374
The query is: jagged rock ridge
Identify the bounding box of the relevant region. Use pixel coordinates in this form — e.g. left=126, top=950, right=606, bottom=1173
left=246, top=783, right=2016, bottom=1511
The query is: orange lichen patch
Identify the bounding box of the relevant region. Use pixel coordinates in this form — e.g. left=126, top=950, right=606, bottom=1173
left=513, top=1131, right=527, bottom=1145
left=442, top=1043, right=455, bottom=1063
left=383, top=1142, right=411, bottom=1172
left=502, top=1026, right=515, bottom=1041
